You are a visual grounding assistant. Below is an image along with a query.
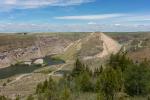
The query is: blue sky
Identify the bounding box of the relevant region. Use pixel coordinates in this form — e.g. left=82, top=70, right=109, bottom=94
left=0, top=0, right=150, bottom=32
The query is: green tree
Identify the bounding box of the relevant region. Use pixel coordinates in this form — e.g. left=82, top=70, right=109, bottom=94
left=79, top=72, right=93, bottom=92
left=44, top=89, right=57, bottom=100
left=36, top=77, right=58, bottom=100
left=109, top=53, right=131, bottom=72
left=42, top=80, right=48, bottom=92
left=72, top=58, right=85, bottom=76
left=36, top=83, right=43, bottom=94
left=3, top=83, right=6, bottom=86
left=124, top=62, right=150, bottom=96
left=26, top=95, right=34, bottom=100
left=96, top=92, right=104, bottom=100
left=60, top=87, right=71, bottom=100
left=15, top=95, right=20, bottom=100
left=96, top=67, right=123, bottom=100
left=0, top=95, right=8, bottom=100
left=47, top=77, right=56, bottom=91
left=94, top=66, right=103, bottom=77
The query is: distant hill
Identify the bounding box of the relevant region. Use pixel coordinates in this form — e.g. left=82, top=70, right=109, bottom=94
left=0, top=32, right=122, bottom=68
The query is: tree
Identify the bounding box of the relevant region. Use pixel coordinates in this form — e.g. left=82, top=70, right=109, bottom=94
left=96, top=92, right=104, bottom=100
left=96, top=67, right=123, bottom=100
left=79, top=72, right=93, bottom=92
left=26, top=95, right=34, bottom=100
left=94, top=66, right=103, bottom=77
left=47, top=77, right=56, bottom=91
left=36, top=83, right=43, bottom=94
left=0, top=95, right=8, bottom=100
left=15, top=95, right=20, bottom=100
left=36, top=77, right=58, bottom=100
left=60, top=87, right=71, bottom=100
left=45, top=89, right=57, bottom=100
left=72, top=58, right=85, bottom=76
left=109, top=53, right=131, bottom=72
left=3, top=83, right=6, bottom=86
left=42, top=80, right=48, bottom=92
left=124, top=63, right=150, bottom=96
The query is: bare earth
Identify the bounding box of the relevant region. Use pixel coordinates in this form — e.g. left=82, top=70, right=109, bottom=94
left=83, top=32, right=122, bottom=60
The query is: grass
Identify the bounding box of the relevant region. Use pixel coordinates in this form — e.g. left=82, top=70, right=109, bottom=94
left=129, top=96, right=147, bottom=100
left=0, top=34, right=36, bottom=52
left=34, top=67, right=53, bottom=74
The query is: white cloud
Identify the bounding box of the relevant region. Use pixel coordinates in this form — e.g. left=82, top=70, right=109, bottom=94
left=88, top=22, right=97, bottom=25
left=0, top=23, right=150, bottom=32
left=111, top=14, right=150, bottom=23
left=55, top=14, right=124, bottom=20
left=0, top=0, right=94, bottom=11
left=54, top=13, right=150, bottom=24
left=0, top=13, right=150, bottom=32
left=5, top=0, right=17, bottom=5
left=114, top=24, right=121, bottom=26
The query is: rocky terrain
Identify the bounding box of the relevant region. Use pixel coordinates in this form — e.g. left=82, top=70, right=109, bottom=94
left=0, top=34, right=73, bottom=68
left=108, top=32, right=150, bottom=62
left=80, top=32, right=122, bottom=60
left=0, top=32, right=122, bottom=98
left=1, top=32, right=150, bottom=99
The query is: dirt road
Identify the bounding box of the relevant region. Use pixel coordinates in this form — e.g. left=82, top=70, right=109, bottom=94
left=8, top=73, right=32, bottom=85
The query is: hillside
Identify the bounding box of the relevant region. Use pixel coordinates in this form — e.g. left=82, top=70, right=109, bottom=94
left=0, top=32, right=122, bottom=99
left=108, top=32, right=150, bottom=62
left=0, top=32, right=122, bottom=67
left=56, top=32, right=122, bottom=61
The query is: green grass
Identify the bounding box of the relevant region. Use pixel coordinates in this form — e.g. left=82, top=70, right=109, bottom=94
left=35, top=68, right=53, bottom=74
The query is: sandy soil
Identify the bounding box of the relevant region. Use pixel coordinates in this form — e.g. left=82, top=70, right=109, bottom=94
left=97, top=33, right=122, bottom=58
left=83, top=32, right=122, bottom=60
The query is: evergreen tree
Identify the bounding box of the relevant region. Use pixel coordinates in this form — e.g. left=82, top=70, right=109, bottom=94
left=79, top=72, right=93, bottom=92
left=45, top=89, right=57, bottom=100
left=109, top=53, right=131, bottom=72
left=94, top=66, right=103, bottom=77
left=96, top=92, right=104, bottom=100
left=47, top=77, right=56, bottom=91
left=36, top=83, right=43, bottom=94
left=60, top=86, right=71, bottom=100
left=96, top=67, right=123, bottom=100
left=26, top=95, right=34, bottom=100
left=124, top=62, right=150, bottom=96
left=0, top=95, right=8, bottom=100
left=15, top=95, right=20, bottom=100
left=72, top=58, right=85, bottom=76
left=42, top=80, right=48, bottom=92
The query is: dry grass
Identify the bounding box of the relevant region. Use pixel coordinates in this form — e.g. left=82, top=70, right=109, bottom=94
left=0, top=73, right=48, bottom=99
left=0, top=34, right=36, bottom=52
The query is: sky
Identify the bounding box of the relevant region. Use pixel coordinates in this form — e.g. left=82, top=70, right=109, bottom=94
left=0, top=0, right=150, bottom=32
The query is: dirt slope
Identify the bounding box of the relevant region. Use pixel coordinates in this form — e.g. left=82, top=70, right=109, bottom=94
left=82, top=32, right=122, bottom=60
left=97, top=33, right=122, bottom=57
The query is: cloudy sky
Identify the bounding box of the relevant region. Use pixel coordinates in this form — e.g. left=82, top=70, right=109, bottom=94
left=0, top=0, right=150, bottom=32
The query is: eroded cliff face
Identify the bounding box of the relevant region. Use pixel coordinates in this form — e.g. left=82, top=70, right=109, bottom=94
left=0, top=35, right=71, bottom=68
left=0, top=32, right=122, bottom=68
left=79, top=32, right=122, bottom=60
